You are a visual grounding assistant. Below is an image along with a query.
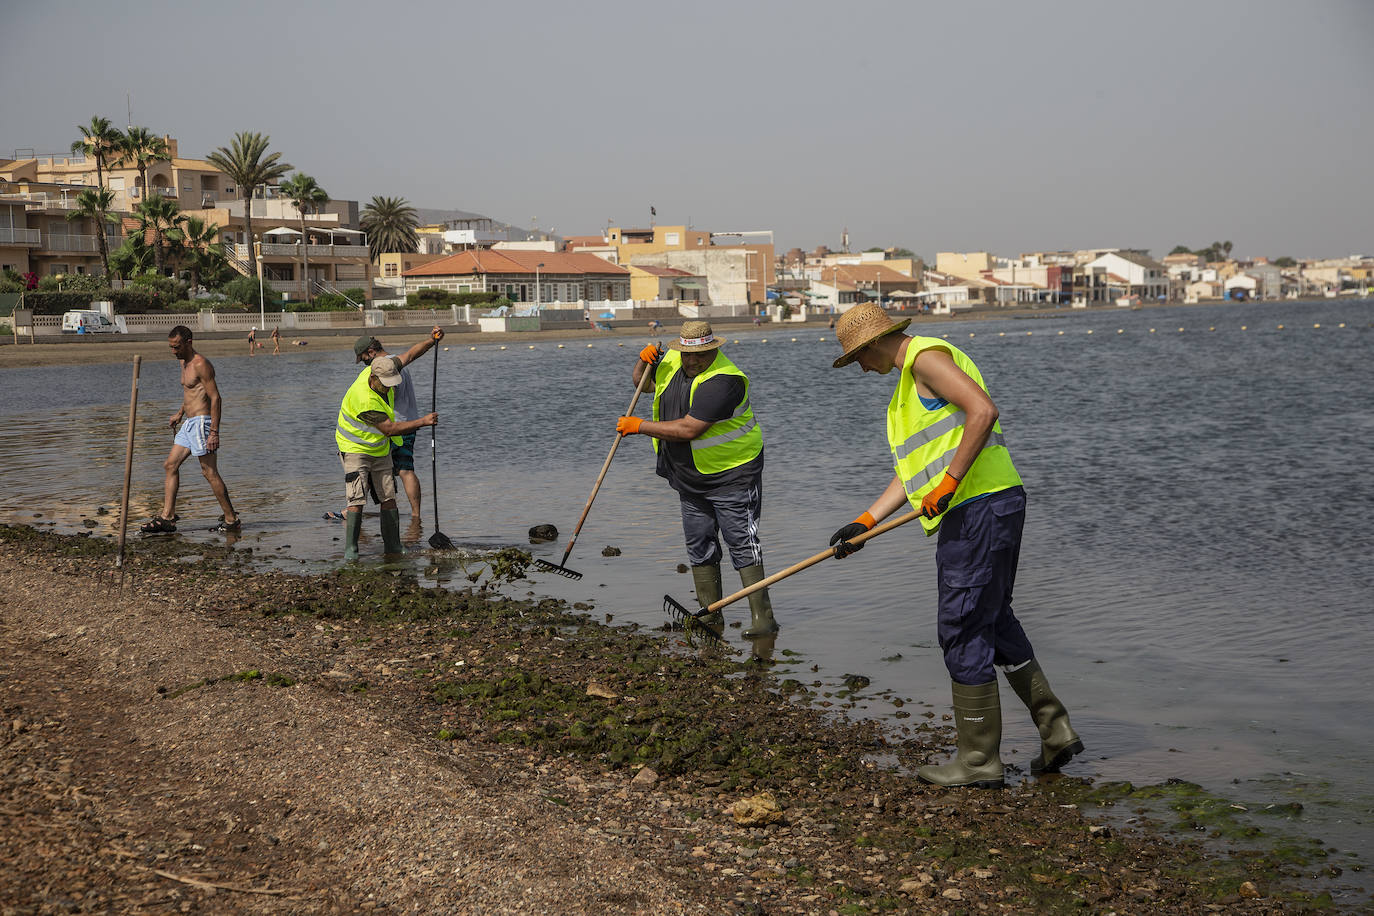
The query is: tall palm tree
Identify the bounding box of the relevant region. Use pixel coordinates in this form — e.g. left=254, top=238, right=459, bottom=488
left=280, top=173, right=329, bottom=304
left=135, top=194, right=184, bottom=274
left=361, top=195, right=419, bottom=261
left=70, top=116, right=123, bottom=189
left=118, top=126, right=171, bottom=201
left=179, top=216, right=225, bottom=293
left=205, top=131, right=292, bottom=268
left=66, top=187, right=118, bottom=279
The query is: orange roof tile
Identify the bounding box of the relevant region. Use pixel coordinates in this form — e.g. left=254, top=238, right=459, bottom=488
left=403, top=249, right=627, bottom=277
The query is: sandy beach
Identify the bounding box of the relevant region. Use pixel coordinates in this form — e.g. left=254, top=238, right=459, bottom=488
left=0, top=524, right=1328, bottom=914
left=0, top=306, right=1115, bottom=370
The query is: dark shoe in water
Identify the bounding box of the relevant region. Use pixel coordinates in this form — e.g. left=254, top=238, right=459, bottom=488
left=209, top=519, right=241, bottom=533
left=140, top=516, right=177, bottom=534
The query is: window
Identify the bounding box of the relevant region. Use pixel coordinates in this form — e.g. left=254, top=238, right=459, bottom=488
left=384, top=263, right=398, bottom=277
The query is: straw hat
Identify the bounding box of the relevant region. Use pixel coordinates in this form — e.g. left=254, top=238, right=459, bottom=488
left=832, top=303, right=911, bottom=368
left=667, top=319, right=724, bottom=352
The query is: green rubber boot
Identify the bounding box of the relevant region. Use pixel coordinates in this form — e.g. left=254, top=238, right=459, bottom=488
left=738, top=564, right=779, bottom=637
left=1004, top=659, right=1083, bottom=775
left=917, top=679, right=1005, bottom=789
left=380, top=507, right=405, bottom=556
left=344, top=509, right=363, bottom=561
left=691, top=564, right=724, bottom=631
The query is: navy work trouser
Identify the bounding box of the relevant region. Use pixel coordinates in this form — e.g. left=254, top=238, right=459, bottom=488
left=935, top=486, right=1034, bottom=685
left=678, top=478, right=763, bottom=570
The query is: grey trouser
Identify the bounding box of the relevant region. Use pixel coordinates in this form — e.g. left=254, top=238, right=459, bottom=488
left=678, top=478, right=763, bottom=570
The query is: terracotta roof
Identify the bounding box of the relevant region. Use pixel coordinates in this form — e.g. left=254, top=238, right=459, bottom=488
left=403, top=249, right=628, bottom=277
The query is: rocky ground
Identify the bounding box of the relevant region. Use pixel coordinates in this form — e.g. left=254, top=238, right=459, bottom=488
left=0, top=525, right=1356, bottom=914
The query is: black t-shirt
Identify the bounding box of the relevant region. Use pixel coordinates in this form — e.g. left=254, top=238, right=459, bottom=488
left=655, top=357, right=764, bottom=496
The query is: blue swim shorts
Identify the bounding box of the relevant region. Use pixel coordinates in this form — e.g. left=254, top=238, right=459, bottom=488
left=174, top=415, right=214, bottom=457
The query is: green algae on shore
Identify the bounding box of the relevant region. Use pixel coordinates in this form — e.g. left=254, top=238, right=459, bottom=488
left=2, top=522, right=1366, bottom=913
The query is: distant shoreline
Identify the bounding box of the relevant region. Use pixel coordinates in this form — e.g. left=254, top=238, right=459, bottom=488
left=0, top=298, right=1338, bottom=370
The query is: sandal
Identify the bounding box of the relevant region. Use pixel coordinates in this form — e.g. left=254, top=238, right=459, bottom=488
left=209, top=519, right=242, bottom=533
left=323, top=511, right=345, bottom=521
left=140, top=516, right=177, bottom=534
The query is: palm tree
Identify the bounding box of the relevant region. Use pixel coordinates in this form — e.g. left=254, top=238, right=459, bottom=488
left=180, top=216, right=225, bottom=293
left=205, top=131, right=292, bottom=268
left=280, top=173, right=329, bottom=304
left=361, top=195, right=420, bottom=261
left=70, top=116, right=123, bottom=189
left=135, top=194, right=184, bottom=274
left=66, top=187, right=118, bottom=279
left=118, top=127, right=171, bottom=202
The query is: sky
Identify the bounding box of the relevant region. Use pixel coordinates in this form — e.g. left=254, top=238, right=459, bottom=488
left=3, top=0, right=1371, bottom=260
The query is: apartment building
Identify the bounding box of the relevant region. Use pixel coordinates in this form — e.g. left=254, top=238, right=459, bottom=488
left=601, top=225, right=775, bottom=305
left=0, top=172, right=121, bottom=277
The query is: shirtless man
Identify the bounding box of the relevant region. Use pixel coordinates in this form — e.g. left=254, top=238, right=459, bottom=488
left=248, top=326, right=257, bottom=356
left=140, top=325, right=241, bottom=534
left=271, top=327, right=281, bottom=355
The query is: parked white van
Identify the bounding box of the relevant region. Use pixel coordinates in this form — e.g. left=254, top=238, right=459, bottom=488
left=61, top=310, right=121, bottom=334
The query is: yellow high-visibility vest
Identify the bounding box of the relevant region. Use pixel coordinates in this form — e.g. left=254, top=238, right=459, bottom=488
left=652, top=350, right=763, bottom=475
left=335, top=365, right=400, bottom=456
left=888, top=337, right=1022, bottom=534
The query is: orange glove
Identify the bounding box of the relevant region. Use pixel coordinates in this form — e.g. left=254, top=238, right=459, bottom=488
left=921, top=472, right=961, bottom=518
left=829, top=511, right=876, bottom=558
left=616, top=416, right=643, bottom=436
left=639, top=343, right=664, bottom=364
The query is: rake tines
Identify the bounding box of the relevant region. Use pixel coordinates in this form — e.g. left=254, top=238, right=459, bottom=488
left=662, top=594, right=724, bottom=643
left=533, top=556, right=583, bottom=580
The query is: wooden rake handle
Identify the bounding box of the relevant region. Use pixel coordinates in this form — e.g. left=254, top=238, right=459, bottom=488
left=703, top=510, right=923, bottom=614
left=560, top=345, right=659, bottom=562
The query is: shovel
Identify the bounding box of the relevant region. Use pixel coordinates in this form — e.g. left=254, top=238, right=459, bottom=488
left=427, top=336, right=456, bottom=551
left=664, top=507, right=938, bottom=640
left=534, top=346, right=658, bottom=579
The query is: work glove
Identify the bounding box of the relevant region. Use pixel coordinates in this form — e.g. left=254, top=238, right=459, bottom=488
left=829, top=512, right=876, bottom=558
left=921, top=472, right=961, bottom=518
left=616, top=416, right=643, bottom=436
left=431, top=326, right=445, bottom=342
left=639, top=343, right=665, bottom=364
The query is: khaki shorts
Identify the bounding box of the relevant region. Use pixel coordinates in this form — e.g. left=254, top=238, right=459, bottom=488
left=340, top=451, right=397, bottom=507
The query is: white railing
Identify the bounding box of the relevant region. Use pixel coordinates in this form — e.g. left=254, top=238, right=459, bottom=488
left=259, top=242, right=369, bottom=258
left=0, top=227, right=41, bottom=245
left=44, top=234, right=98, bottom=252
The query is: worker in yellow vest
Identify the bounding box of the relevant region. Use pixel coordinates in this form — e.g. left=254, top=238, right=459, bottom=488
left=827, top=304, right=1082, bottom=789
left=615, top=320, right=776, bottom=641
left=335, top=353, right=438, bottom=560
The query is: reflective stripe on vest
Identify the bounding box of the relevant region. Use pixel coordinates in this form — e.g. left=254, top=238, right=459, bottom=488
left=887, top=337, right=1021, bottom=535
left=652, top=350, right=764, bottom=475
left=335, top=366, right=399, bottom=456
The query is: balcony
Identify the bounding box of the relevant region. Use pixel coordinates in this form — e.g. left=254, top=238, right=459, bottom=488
left=260, top=242, right=369, bottom=258
left=43, top=234, right=98, bottom=253
left=0, top=227, right=42, bottom=246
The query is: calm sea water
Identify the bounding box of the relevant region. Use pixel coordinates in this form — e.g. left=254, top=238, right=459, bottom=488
left=4, top=299, right=1371, bottom=888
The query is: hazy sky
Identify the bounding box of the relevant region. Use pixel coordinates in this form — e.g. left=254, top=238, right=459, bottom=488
left=3, top=0, right=1371, bottom=259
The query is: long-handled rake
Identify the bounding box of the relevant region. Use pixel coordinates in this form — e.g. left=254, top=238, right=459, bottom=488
left=534, top=347, right=658, bottom=580
left=665, top=508, right=936, bottom=641
left=427, top=335, right=456, bottom=551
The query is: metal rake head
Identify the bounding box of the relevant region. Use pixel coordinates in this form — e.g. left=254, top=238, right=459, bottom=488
left=532, top=558, right=583, bottom=580
left=662, top=594, right=724, bottom=643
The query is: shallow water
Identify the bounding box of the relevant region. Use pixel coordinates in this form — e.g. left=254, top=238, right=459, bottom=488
left=4, top=299, right=1372, bottom=888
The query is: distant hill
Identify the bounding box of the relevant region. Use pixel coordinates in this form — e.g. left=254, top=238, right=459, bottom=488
left=413, top=207, right=557, bottom=243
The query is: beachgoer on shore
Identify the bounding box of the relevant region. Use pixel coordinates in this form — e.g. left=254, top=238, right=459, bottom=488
left=349, top=329, right=445, bottom=527
left=141, top=325, right=240, bottom=535
left=248, top=326, right=256, bottom=356
left=271, top=327, right=280, bottom=355
left=826, top=303, right=1082, bottom=788
left=335, top=354, right=438, bottom=560
left=615, top=320, right=777, bottom=640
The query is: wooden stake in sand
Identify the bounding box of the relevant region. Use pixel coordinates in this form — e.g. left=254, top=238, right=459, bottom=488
left=114, top=355, right=141, bottom=592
